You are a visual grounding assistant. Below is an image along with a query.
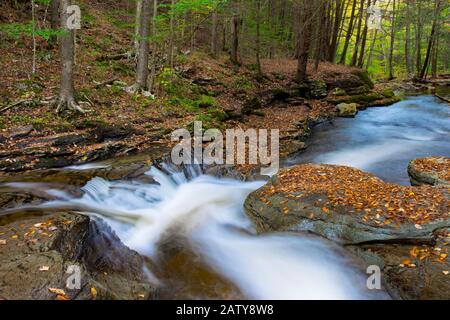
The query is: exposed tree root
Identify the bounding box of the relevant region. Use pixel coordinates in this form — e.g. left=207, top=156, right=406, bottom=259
left=125, top=83, right=155, bottom=98
left=55, top=97, right=88, bottom=114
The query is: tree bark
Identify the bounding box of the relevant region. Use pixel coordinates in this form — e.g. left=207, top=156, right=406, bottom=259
left=231, top=12, right=242, bottom=65
left=387, top=0, right=396, bottom=80
left=56, top=0, right=84, bottom=113
left=130, top=0, right=151, bottom=92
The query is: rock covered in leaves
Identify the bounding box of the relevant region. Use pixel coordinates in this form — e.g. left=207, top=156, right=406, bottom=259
left=244, top=164, right=450, bottom=244
left=408, top=157, right=450, bottom=187
left=0, top=213, right=157, bottom=300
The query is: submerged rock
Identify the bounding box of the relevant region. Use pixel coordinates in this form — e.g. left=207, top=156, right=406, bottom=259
left=408, top=157, right=450, bottom=187
left=0, top=212, right=158, bottom=300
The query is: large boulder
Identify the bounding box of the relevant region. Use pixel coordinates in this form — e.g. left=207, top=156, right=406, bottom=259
left=244, top=164, right=450, bottom=245
left=0, top=212, right=158, bottom=300
left=408, top=157, right=450, bottom=187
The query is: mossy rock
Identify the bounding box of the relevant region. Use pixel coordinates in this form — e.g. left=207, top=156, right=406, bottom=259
left=347, top=93, right=384, bottom=106
left=351, top=70, right=374, bottom=89
left=381, top=89, right=396, bottom=98
left=332, top=88, right=347, bottom=96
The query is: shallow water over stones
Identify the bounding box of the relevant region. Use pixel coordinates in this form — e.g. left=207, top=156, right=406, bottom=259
left=288, top=95, right=450, bottom=185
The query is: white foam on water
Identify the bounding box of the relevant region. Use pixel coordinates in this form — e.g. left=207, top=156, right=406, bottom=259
left=39, top=166, right=388, bottom=300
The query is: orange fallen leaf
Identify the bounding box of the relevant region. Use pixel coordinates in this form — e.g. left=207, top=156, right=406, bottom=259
left=48, top=288, right=66, bottom=295
left=56, top=294, right=70, bottom=300
left=90, top=287, right=98, bottom=299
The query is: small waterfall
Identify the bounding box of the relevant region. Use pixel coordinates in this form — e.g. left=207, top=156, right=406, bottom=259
left=30, top=163, right=388, bottom=300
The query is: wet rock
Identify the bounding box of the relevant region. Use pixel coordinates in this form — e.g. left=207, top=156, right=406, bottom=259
left=0, top=212, right=158, bottom=300
left=347, top=229, right=450, bottom=300
left=91, top=125, right=135, bottom=143
left=244, top=164, right=450, bottom=245
left=337, top=103, right=358, bottom=117
left=52, top=135, right=89, bottom=147
left=408, top=157, right=450, bottom=187
left=307, top=80, right=328, bottom=99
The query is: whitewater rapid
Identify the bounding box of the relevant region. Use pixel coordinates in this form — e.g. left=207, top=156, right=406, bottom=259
left=32, top=164, right=388, bottom=300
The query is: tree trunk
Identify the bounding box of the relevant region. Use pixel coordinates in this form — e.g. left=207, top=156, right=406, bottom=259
left=129, top=0, right=151, bottom=92
left=350, top=0, right=365, bottom=66
left=211, top=11, right=218, bottom=57
left=255, top=0, right=262, bottom=76
left=169, top=0, right=175, bottom=67
left=340, top=0, right=357, bottom=64
left=405, top=0, right=412, bottom=76
left=56, top=0, right=84, bottom=113
left=388, top=0, right=396, bottom=80
left=231, top=12, right=242, bottom=65
left=328, top=0, right=344, bottom=62
left=419, top=0, right=441, bottom=80
left=415, top=0, right=422, bottom=76
left=357, top=0, right=371, bottom=67
left=296, top=0, right=313, bottom=82
left=49, top=0, right=59, bottom=45
left=134, top=0, right=143, bottom=54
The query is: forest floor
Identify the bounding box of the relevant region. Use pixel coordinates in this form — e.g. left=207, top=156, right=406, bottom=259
left=0, top=1, right=402, bottom=174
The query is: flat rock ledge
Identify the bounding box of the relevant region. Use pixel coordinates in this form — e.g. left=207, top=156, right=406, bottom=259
left=245, top=164, right=450, bottom=244
left=408, top=157, right=450, bottom=187
left=0, top=212, right=157, bottom=300
left=244, top=164, right=450, bottom=300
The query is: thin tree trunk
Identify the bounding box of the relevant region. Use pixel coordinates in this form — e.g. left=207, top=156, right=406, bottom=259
left=415, top=0, right=422, bottom=76
left=49, top=0, right=59, bottom=45
left=357, top=0, right=371, bottom=67
left=255, top=0, right=262, bottom=76
left=129, top=0, right=151, bottom=92
left=405, top=0, right=412, bottom=76
left=211, top=11, right=218, bottom=57
left=169, top=0, right=175, bottom=67
left=31, top=0, right=36, bottom=75
left=148, top=0, right=158, bottom=92
left=388, top=0, right=396, bottom=80
left=340, top=0, right=357, bottom=64
left=134, top=0, right=143, bottom=54
left=328, top=0, right=344, bottom=62
left=350, top=0, right=365, bottom=66
left=419, top=0, right=441, bottom=79
left=231, top=12, right=241, bottom=65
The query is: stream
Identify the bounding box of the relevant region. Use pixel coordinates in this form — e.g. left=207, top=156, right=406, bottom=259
left=1, top=94, right=449, bottom=300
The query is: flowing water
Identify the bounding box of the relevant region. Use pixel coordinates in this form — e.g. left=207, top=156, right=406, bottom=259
left=1, top=94, right=448, bottom=300
left=288, top=95, right=450, bottom=185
